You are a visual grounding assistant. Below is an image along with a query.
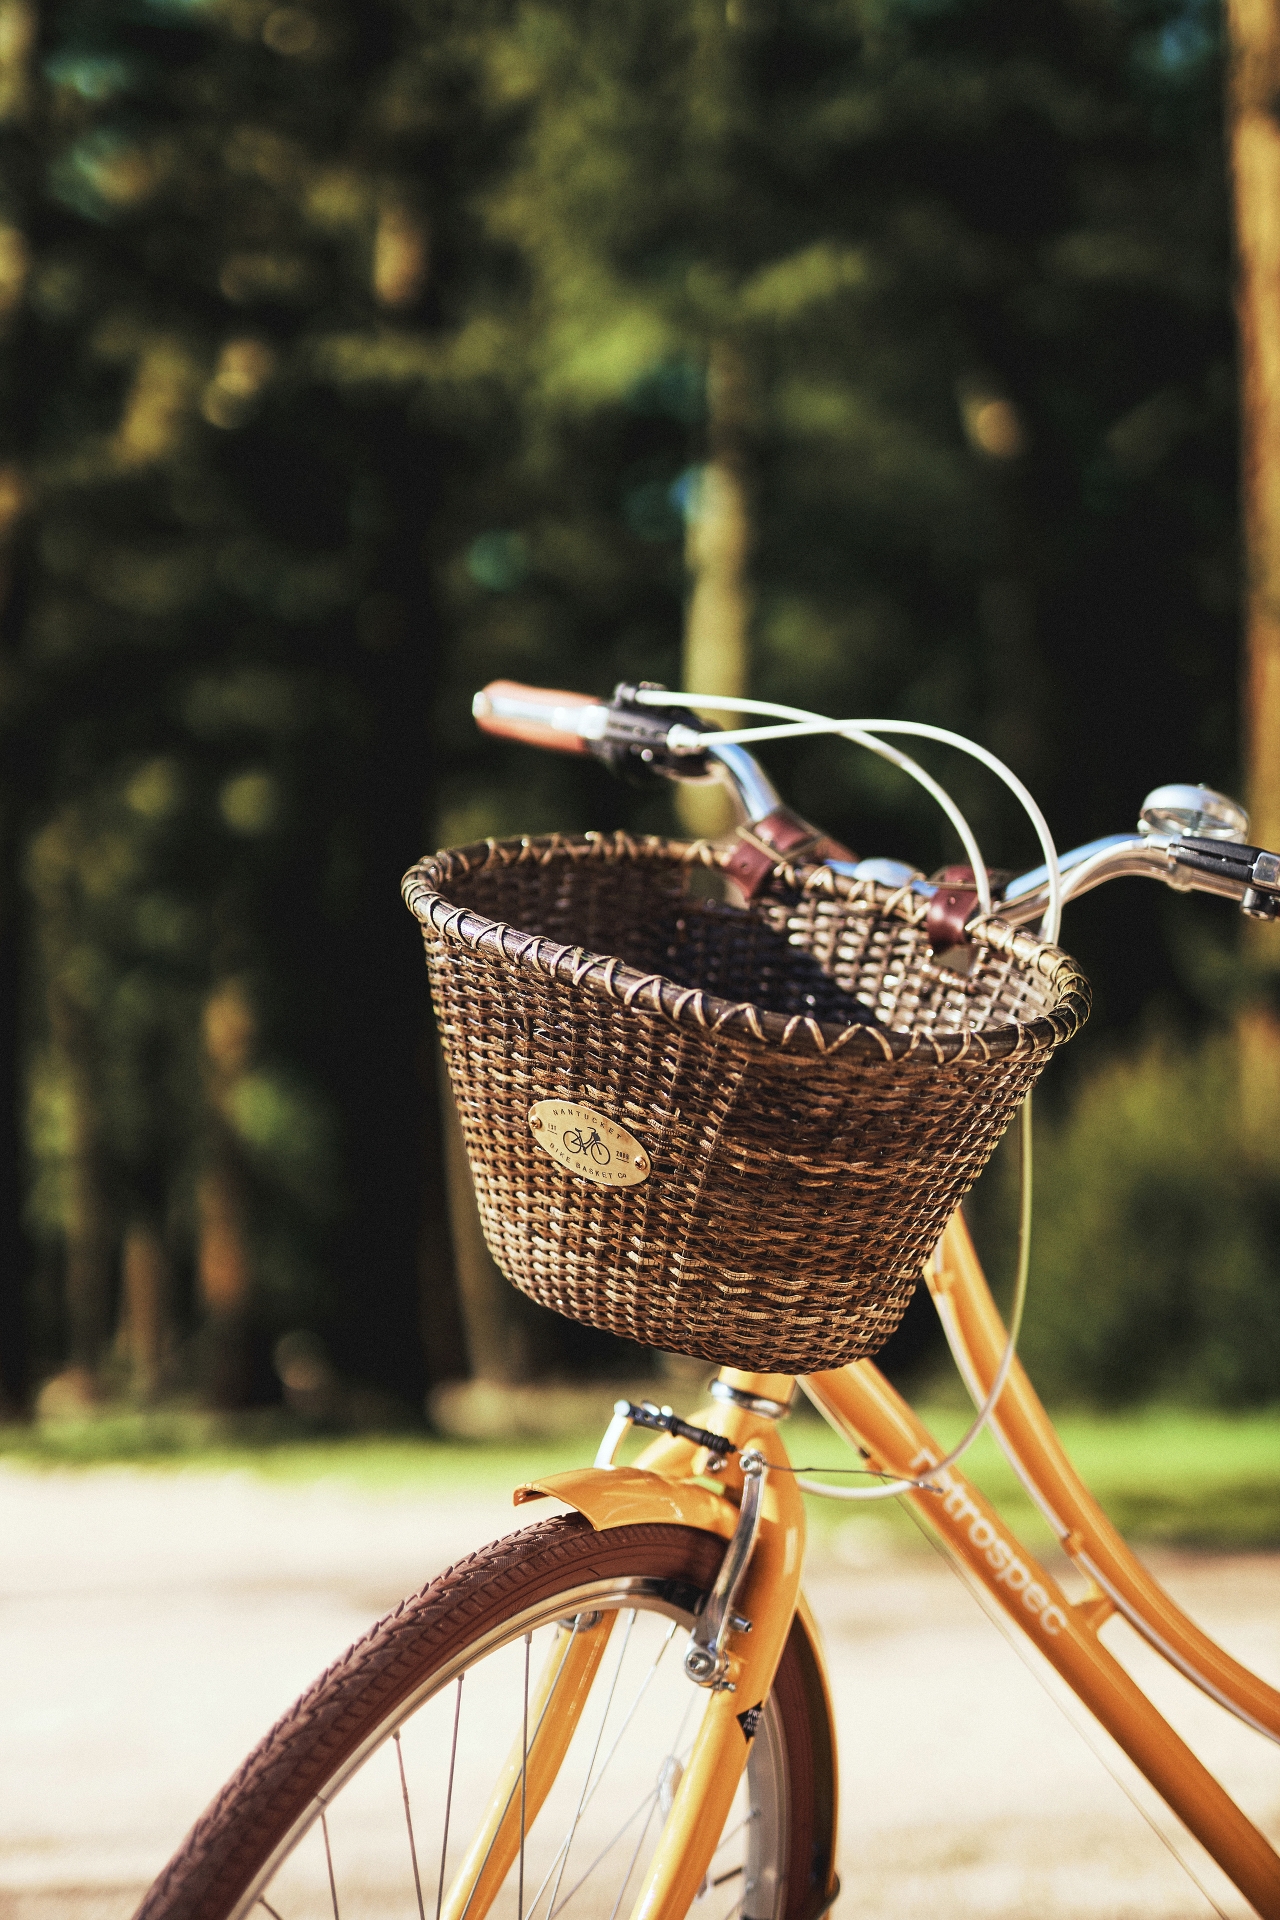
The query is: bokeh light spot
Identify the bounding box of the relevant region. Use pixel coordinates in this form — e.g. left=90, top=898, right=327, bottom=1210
left=219, top=769, right=279, bottom=835
left=125, top=758, right=182, bottom=819
left=466, top=530, right=529, bottom=592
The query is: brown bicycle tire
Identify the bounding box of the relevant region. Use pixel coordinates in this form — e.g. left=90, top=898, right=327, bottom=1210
left=134, top=1513, right=837, bottom=1920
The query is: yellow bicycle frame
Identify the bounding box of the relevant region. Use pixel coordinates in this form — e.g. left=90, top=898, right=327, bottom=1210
left=442, top=1209, right=1280, bottom=1920
left=807, top=1229, right=1280, bottom=1920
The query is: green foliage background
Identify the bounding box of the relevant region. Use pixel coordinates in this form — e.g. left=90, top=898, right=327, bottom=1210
left=0, top=0, right=1272, bottom=1415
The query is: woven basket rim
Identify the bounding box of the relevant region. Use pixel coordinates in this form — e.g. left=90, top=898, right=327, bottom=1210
left=402, top=831, right=1091, bottom=1065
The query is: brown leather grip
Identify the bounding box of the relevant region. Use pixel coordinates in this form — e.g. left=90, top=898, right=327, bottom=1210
left=724, top=807, right=856, bottom=901
left=473, top=680, right=599, bottom=754
left=926, top=865, right=982, bottom=949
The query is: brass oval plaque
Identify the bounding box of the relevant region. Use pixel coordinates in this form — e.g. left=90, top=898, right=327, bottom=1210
left=528, top=1101, right=651, bottom=1188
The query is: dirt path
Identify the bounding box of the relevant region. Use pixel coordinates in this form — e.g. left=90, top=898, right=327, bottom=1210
left=1, top=1464, right=1276, bottom=1920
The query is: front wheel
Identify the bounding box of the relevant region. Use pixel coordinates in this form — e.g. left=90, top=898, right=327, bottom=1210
left=136, top=1514, right=837, bottom=1920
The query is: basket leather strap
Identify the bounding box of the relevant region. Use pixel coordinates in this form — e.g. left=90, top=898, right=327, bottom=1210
left=724, top=807, right=855, bottom=900
left=926, top=863, right=1000, bottom=949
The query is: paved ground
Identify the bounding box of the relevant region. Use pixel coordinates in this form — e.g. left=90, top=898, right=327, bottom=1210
left=1, top=1463, right=1277, bottom=1920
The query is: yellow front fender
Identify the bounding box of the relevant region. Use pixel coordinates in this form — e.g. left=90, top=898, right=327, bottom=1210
left=513, top=1463, right=737, bottom=1536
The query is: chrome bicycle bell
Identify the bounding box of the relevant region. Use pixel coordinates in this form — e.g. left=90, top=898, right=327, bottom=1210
left=1138, top=783, right=1249, bottom=842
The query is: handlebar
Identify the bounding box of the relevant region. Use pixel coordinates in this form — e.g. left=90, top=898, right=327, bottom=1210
left=472, top=681, right=606, bottom=755
left=974, top=833, right=1280, bottom=927
left=471, top=678, right=1280, bottom=934
left=473, top=679, right=715, bottom=774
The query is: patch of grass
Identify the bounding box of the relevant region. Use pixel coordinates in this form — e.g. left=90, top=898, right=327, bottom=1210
left=0, top=1400, right=1275, bottom=1549
left=0, top=1406, right=600, bottom=1489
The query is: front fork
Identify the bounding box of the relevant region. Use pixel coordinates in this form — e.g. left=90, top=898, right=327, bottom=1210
left=439, top=1370, right=808, bottom=1920
left=626, top=1381, right=807, bottom=1920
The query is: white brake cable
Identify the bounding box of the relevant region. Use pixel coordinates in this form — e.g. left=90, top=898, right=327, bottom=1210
left=666, top=701, right=993, bottom=919
left=641, top=690, right=1063, bottom=942
left=635, top=687, right=1062, bottom=1492
left=789, top=1093, right=1033, bottom=1500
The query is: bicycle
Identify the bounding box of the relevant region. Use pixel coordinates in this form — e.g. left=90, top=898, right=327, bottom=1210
left=562, top=1128, right=612, bottom=1168
left=136, top=680, right=1280, bottom=1920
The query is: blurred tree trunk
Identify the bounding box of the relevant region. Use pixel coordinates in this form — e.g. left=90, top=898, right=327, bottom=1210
left=118, top=1219, right=171, bottom=1402
left=0, top=505, right=27, bottom=1415
left=0, top=820, right=22, bottom=1413
left=0, top=6, right=35, bottom=1412
left=47, top=979, right=112, bottom=1388
left=676, top=343, right=753, bottom=842
left=1226, top=0, right=1280, bottom=1155
left=196, top=1155, right=252, bottom=1407
left=198, top=983, right=255, bottom=1407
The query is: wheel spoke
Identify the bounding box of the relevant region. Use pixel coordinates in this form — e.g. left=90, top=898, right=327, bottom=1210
left=536, top=1611, right=639, bottom=1920
left=321, top=1810, right=339, bottom=1919
left=551, top=1786, right=660, bottom=1916
left=549, top=1684, right=700, bottom=1920
left=395, top=1730, right=427, bottom=1920
left=458, top=1618, right=602, bottom=1920
left=569, top=1619, right=678, bottom=1818
left=710, top=1808, right=759, bottom=1861
left=435, top=1673, right=464, bottom=1920
left=603, top=1787, right=662, bottom=1920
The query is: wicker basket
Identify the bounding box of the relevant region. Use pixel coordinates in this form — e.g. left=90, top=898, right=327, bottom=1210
left=404, top=833, right=1089, bottom=1374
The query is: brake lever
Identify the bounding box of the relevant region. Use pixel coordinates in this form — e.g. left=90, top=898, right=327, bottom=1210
left=472, top=676, right=855, bottom=893
left=1169, top=836, right=1280, bottom=920
left=595, top=682, right=716, bottom=783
